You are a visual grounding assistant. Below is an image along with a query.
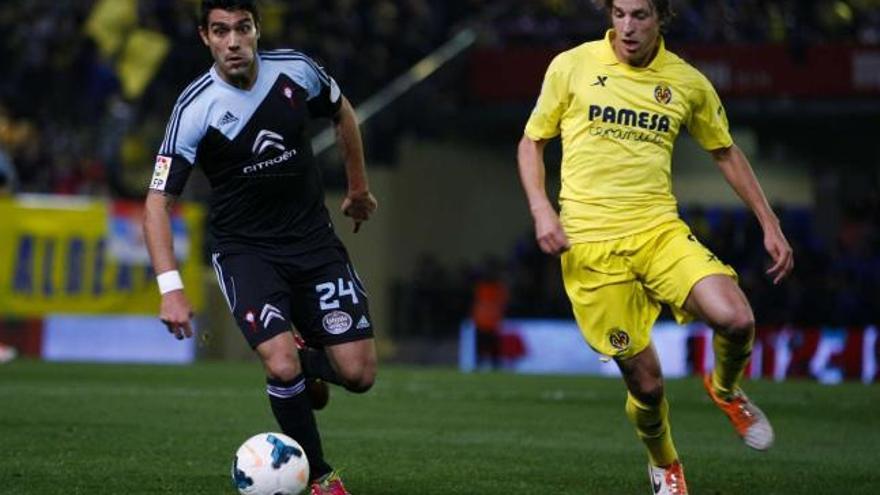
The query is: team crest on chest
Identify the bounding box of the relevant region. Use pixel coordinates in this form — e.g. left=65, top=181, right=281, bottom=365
left=609, top=328, right=631, bottom=351
left=654, top=83, right=672, bottom=105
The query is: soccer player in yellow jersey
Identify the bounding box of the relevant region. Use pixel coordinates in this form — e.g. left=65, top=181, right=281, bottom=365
left=517, top=1, right=794, bottom=493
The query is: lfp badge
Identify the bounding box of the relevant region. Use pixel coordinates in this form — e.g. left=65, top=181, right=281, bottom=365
left=151, top=155, right=172, bottom=191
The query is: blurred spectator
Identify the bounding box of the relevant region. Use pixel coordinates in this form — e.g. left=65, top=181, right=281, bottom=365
left=471, top=256, right=508, bottom=370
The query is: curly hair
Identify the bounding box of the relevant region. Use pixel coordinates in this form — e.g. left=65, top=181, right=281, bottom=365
left=592, top=0, right=675, bottom=27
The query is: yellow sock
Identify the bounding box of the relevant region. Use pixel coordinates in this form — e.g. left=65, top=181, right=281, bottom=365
left=711, top=332, right=753, bottom=399
left=625, top=392, right=678, bottom=467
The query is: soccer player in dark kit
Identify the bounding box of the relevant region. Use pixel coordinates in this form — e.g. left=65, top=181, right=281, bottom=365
left=143, top=1, right=377, bottom=493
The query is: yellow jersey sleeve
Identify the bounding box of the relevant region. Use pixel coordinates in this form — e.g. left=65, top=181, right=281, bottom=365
left=686, top=75, right=733, bottom=151
left=524, top=54, right=569, bottom=140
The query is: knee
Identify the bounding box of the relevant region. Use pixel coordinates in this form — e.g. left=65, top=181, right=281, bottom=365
left=338, top=358, right=377, bottom=393
left=631, top=381, right=664, bottom=407
left=714, top=307, right=755, bottom=342
left=264, top=354, right=302, bottom=383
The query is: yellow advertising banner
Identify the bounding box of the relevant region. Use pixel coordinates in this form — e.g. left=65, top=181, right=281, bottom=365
left=0, top=196, right=204, bottom=317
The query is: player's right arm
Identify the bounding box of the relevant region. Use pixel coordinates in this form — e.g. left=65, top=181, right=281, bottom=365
left=143, top=76, right=206, bottom=340
left=517, top=136, right=570, bottom=256
left=518, top=53, right=571, bottom=256
left=144, top=190, right=193, bottom=339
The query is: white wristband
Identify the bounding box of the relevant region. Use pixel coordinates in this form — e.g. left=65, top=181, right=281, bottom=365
left=157, top=270, right=184, bottom=295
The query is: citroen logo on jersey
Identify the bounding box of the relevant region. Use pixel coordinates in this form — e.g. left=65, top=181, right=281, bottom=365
left=260, top=304, right=284, bottom=329
left=591, top=75, right=608, bottom=87
left=252, top=130, right=286, bottom=156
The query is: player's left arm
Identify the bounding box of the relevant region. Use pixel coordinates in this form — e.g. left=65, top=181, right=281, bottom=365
left=711, top=144, right=794, bottom=284
left=335, top=96, right=377, bottom=233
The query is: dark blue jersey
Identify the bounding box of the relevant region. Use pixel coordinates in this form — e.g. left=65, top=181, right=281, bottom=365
left=150, top=50, right=344, bottom=261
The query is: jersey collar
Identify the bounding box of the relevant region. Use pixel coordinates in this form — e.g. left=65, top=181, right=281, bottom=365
left=597, top=29, right=668, bottom=71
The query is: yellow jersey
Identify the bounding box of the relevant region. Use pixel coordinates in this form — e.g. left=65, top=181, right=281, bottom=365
left=525, top=30, right=733, bottom=242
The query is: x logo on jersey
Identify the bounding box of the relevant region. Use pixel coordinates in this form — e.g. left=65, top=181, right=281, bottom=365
left=591, top=75, right=608, bottom=87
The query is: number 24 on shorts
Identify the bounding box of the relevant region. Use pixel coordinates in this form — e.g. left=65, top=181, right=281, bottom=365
left=315, top=278, right=359, bottom=310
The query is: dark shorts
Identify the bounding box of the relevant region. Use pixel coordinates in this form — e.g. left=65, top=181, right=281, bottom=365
left=476, top=328, right=500, bottom=357
left=210, top=247, right=374, bottom=349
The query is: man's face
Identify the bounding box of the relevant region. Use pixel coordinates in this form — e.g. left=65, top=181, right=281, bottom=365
left=610, top=0, right=661, bottom=67
left=199, top=9, right=259, bottom=86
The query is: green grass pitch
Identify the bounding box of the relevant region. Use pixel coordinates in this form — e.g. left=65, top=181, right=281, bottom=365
left=1, top=360, right=878, bottom=494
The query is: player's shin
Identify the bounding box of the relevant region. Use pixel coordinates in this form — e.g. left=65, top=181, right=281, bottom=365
left=266, top=375, right=333, bottom=481
left=710, top=332, right=753, bottom=399
left=625, top=392, right=678, bottom=467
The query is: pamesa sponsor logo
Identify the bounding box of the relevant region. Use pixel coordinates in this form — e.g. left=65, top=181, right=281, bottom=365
left=588, top=104, right=671, bottom=132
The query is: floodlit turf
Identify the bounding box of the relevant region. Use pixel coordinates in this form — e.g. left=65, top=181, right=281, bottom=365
left=1, top=360, right=878, bottom=494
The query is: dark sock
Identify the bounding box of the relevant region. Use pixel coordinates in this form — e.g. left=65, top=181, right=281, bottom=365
left=266, top=375, right=332, bottom=480
left=299, top=348, right=343, bottom=386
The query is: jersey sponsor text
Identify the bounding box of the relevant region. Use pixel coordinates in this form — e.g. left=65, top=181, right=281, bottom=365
left=588, top=104, right=671, bottom=132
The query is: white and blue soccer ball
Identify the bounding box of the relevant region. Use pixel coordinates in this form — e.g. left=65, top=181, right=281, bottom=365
left=232, top=432, right=310, bottom=495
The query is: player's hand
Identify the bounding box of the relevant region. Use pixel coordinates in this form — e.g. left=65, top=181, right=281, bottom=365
left=159, top=290, right=194, bottom=340
left=533, top=205, right=570, bottom=256
left=341, top=189, right=377, bottom=233
left=764, top=224, right=794, bottom=285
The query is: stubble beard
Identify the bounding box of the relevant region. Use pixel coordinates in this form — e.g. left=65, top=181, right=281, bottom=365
left=222, top=59, right=256, bottom=89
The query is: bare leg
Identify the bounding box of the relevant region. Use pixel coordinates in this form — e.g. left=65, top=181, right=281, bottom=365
left=324, top=338, right=377, bottom=393
left=616, top=342, right=678, bottom=467
left=684, top=275, right=754, bottom=397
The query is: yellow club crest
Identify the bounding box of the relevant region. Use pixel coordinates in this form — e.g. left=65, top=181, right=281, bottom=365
left=654, top=83, right=672, bottom=105
left=609, top=328, right=631, bottom=351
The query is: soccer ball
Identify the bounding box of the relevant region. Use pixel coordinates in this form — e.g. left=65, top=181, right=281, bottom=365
left=232, top=432, right=310, bottom=495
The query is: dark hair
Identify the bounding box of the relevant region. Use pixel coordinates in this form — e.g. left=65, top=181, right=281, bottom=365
left=200, top=0, right=260, bottom=28
left=593, top=0, right=675, bottom=27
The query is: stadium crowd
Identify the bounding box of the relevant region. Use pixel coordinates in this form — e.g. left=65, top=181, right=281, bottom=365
left=1, top=0, right=879, bottom=195
left=494, top=0, right=880, bottom=46
left=0, top=0, right=480, bottom=196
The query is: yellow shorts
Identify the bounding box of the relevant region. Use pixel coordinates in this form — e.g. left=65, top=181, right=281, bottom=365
left=561, top=219, right=737, bottom=360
